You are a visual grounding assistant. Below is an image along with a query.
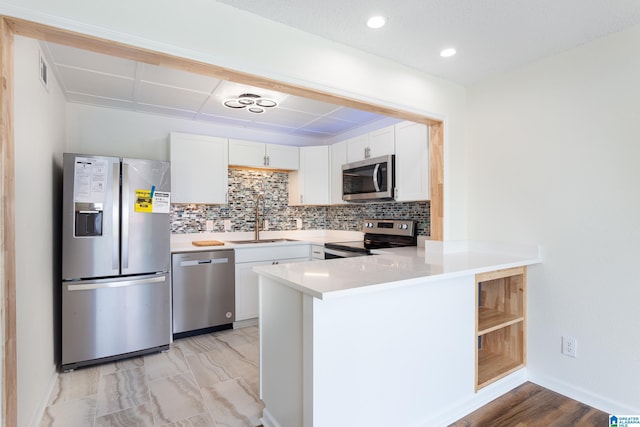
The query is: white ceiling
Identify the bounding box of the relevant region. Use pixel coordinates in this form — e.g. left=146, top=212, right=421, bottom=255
left=40, top=42, right=390, bottom=143
left=217, top=0, right=640, bottom=85
left=40, top=1, right=640, bottom=143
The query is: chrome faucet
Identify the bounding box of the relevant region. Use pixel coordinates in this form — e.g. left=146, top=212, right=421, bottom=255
left=254, top=194, right=265, bottom=241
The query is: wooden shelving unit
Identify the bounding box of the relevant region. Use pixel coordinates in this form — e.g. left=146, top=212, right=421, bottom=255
left=475, top=266, right=527, bottom=391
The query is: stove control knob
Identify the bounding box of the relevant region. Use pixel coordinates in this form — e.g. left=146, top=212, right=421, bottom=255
left=366, top=222, right=374, bottom=228
left=398, top=223, right=408, bottom=230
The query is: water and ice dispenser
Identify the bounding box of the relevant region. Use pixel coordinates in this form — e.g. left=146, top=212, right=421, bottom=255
left=74, top=203, right=103, bottom=237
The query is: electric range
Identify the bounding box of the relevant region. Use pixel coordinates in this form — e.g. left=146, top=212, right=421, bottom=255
left=324, top=219, right=417, bottom=259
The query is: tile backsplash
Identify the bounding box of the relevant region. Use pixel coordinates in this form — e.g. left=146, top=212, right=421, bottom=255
left=171, top=169, right=430, bottom=236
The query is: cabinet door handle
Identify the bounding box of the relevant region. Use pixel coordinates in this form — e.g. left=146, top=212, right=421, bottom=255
left=272, top=260, right=279, bottom=265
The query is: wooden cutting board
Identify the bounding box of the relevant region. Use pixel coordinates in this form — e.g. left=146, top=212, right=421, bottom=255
left=191, top=240, right=225, bottom=247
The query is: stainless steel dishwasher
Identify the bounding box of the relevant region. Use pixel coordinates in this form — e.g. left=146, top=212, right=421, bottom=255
left=171, top=249, right=235, bottom=338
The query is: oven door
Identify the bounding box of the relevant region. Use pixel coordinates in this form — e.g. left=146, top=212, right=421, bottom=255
left=342, top=155, right=394, bottom=202
left=324, top=247, right=369, bottom=259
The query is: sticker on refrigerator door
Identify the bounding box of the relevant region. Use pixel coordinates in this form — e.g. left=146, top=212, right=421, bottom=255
left=152, top=191, right=170, bottom=213
left=134, top=188, right=170, bottom=213
left=135, top=189, right=153, bottom=213
left=74, top=157, right=107, bottom=203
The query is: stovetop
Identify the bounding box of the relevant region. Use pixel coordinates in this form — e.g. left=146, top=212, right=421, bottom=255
left=325, top=219, right=417, bottom=254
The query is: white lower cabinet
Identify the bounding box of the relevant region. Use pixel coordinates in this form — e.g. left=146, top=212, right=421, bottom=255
left=234, top=245, right=310, bottom=321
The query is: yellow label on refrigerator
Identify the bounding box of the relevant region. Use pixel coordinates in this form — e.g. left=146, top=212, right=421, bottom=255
left=134, top=189, right=153, bottom=213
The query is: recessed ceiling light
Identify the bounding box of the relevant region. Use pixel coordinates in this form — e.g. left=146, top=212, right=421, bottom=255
left=366, top=16, right=387, bottom=29
left=440, top=48, right=457, bottom=58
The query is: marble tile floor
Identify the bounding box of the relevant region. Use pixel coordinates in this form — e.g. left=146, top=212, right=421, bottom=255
left=41, top=326, right=264, bottom=427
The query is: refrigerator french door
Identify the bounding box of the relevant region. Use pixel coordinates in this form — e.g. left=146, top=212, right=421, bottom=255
left=61, top=153, right=171, bottom=371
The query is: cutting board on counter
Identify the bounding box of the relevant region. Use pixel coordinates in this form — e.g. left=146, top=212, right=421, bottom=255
left=191, top=240, right=225, bottom=247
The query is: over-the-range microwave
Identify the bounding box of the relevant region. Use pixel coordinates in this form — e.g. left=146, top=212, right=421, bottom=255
left=342, top=154, right=395, bottom=202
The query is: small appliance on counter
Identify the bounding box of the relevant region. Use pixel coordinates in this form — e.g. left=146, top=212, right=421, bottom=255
left=61, top=153, right=171, bottom=371
left=324, top=219, right=417, bottom=259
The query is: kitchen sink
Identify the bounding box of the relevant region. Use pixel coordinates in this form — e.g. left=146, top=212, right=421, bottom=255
left=228, top=238, right=299, bottom=244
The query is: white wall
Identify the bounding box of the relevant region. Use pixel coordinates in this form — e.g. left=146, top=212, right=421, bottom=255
left=14, top=36, right=67, bottom=426
left=0, top=0, right=468, bottom=240
left=467, top=25, right=640, bottom=413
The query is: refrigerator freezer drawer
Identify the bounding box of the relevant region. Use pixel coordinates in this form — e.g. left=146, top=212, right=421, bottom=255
left=62, top=273, right=171, bottom=370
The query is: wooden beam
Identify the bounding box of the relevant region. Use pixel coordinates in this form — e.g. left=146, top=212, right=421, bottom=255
left=429, top=123, right=444, bottom=240
left=0, top=17, right=17, bottom=427
left=5, top=16, right=441, bottom=127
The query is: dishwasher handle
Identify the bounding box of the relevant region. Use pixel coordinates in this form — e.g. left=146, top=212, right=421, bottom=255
left=180, top=257, right=230, bottom=267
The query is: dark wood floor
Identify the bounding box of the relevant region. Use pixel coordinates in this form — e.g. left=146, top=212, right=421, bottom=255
left=258, top=382, right=607, bottom=427
left=450, top=382, right=609, bottom=427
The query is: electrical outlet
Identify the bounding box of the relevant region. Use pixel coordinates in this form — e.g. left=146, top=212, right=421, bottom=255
left=562, top=336, right=577, bottom=358
left=263, top=220, right=269, bottom=231
left=205, top=220, right=214, bottom=231
left=223, top=219, right=232, bottom=231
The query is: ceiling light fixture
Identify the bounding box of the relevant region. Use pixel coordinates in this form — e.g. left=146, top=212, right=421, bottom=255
left=440, top=48, right=457, bottom=58
left=366, top=15, right=387, bottom=29
left=223, top=93, right=278, bottom=114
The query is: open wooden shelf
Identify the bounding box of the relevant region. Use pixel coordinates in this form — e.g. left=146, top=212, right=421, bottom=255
left=475, top=267, right=527, bottom=391
left=478, top=307, right=523, bottom=335
left=477, top=348, right=525, bottom=389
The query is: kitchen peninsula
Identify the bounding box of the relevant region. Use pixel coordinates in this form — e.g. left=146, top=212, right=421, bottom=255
left=255, top=242, right=541, bottom=427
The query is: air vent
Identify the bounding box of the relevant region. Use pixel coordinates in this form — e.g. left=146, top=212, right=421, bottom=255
left=39, top=51, right=48, bottom=90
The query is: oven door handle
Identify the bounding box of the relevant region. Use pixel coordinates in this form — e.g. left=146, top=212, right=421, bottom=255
left=373, top=163, right=381, bottom=192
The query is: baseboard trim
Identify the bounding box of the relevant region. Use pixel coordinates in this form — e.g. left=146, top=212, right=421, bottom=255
left=418, top=369, right=528, bottom=426
left=234, top=318, right=259, bottom=329
left=30, top=367, right=58, bottom=427
left=528, top=372, right=640, bottom=415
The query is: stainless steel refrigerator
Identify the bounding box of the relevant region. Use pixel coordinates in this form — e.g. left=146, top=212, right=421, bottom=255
left=61, top=153, right=171, bottom=371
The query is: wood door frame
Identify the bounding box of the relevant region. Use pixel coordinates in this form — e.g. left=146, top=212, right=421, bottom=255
left=0, top=15, right=445, bottom=426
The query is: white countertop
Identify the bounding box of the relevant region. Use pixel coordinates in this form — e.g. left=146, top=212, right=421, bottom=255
left=170, top=229, right=363, bottom=253
left=254, top=241, right=541, bottom=300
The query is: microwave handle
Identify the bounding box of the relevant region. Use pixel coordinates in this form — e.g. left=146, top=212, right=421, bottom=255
left=373, top=163, right=381, bottom=192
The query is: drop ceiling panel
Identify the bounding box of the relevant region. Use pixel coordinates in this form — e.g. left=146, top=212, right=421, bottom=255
left=139, top=63, right=222, bottom=92
left=58, top=66, right=135, bottom=100
left=249, top=108, right=319, bottom=128
left=196, top=113, right=253, bottom=127
left=67, top=93, right=135, bottom=110
left=300, top=116, right=357, bottom=135
left=278, top=95, right=340, bottom=116
left=45, top=42, right=137, bottom=77
left=135, top=103, right=198, bottom=120
left=327, top=108, right=384, bottom=125
left=41, top=41, right=390, bottom=144
left=137, top=81, right=210, bottom=112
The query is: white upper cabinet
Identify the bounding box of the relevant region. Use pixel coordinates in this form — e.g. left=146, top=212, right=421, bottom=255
left=346, top=134, right=369, bottom=163
left=330, top=140, right=347, bottom=204
left=228, top=139, right=299, bottom=170
left=228, top=139, right=265, bottom=168
left=170, top=132, right=228, bottom=204
left=289, top=145, right=330, bottom=206
left=368, top=125, right=395, bottom=158
left=394, top=121, right=429, bottom=202
left=346, top=125, right=395, bottom=162
left=266, top=143, right=299, bottom=170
